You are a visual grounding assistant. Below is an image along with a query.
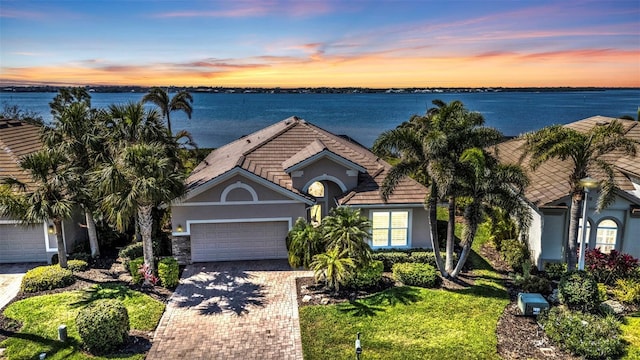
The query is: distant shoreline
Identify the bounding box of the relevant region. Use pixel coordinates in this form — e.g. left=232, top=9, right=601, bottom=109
left=1, top=85, right=638, bottom=94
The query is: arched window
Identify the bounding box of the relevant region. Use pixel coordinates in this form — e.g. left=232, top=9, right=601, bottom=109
left=595, top=219, right=618, bottom=253
left=308, top=181, right=325, bottom=224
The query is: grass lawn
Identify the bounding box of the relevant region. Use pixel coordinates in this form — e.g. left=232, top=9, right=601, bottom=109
left=622, top=313, right=640, bottom=359
left=1, top=283, right=165, bottom=360
left=300, top=211, right=509, bottom=359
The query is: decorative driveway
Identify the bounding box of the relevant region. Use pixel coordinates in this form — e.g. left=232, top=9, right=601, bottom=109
left=147, top=260, right=311, bottom=360
left=0, top=263, right=40, bottom=310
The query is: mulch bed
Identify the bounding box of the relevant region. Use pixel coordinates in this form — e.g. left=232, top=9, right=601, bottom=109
left=0, top=257, right=173, bottom=356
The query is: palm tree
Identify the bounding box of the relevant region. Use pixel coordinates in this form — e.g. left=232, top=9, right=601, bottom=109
left=451, top=148, right=530, bottom=277
left=373, top=100, right=503, bottom=277
left=521, top=120, right=636, bottom=270
left=310, top=247, right=356, bottom=292
left=0, top=149, right=75, bottom=268
left=286, top=218, right=324, bottom=269
left=94, top=103, right=185, bottom=272
left=142, top=87, right=193, bottom=134
left=43, top=89, right=104, bottom=257
left=321, top=207, right=372, bottom=265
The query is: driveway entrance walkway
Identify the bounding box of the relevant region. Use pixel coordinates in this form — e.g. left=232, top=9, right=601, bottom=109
left=0, top=263, right=40, bottom=310
left=147, top=260, right=311, bottom=360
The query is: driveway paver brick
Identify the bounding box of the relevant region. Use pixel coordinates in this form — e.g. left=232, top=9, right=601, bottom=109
left=147, top=260, right=310, bottom=360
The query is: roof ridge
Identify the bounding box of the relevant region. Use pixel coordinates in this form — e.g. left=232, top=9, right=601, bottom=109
left=242, top=117, right=300, bottom=157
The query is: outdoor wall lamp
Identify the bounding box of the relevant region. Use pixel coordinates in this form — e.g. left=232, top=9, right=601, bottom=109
left=578, top=176, right=599, bottom=270
left=48, top=225, right=54, bottom=234
left=176, top=224, right=183, bottom=232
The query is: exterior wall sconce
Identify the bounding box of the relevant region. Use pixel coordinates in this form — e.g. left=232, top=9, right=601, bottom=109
left=48, top=225, right=55, bottom=234
left=176, top=224, right=183, bottom=232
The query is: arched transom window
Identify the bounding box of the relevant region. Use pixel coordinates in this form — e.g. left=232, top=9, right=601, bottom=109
left=308, top=181, right=325, bottom=224
left=595, top=219, right=618, bottom=253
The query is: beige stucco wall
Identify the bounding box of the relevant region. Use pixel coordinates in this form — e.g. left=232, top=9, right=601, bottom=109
left=188, top=175, right=293, bottom=203
left=291, top=157, right=359, bottom=192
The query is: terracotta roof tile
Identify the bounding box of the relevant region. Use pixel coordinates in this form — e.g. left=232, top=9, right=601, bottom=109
left=494, top=116, right=640, bottom=207
left=185, top=117, right=428, bottom=205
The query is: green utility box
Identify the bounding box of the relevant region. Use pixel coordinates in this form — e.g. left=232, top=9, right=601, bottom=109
left=517, top=293, right=549, bottom=316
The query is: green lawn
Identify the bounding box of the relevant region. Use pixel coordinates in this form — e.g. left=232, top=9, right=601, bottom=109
left=300, top=212, right=509, bottom=359
left=623, top=313, right=640, bottom=359
left=1, top=284, right=165, bottom=360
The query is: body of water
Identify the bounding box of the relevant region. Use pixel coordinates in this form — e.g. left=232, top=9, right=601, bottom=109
left=1, top=90, right=638, bottom=149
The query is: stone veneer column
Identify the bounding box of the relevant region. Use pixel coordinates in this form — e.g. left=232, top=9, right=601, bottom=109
left=171, top=236, right=191, bottom=265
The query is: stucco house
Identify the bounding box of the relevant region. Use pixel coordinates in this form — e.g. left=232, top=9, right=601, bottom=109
left=171, top=116, right=430, bottom=263
left=494, top=116, right=640, bottom=269
left=0, top=118, right=86, bottom=264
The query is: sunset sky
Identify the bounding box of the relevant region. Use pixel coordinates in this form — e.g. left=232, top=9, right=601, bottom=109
left=1, top=0, right=638, bottom=88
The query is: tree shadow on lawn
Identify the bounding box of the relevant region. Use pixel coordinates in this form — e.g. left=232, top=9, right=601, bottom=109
left=71, top=283, right=134, bottom=307
left=2, top=331, right=82, bottom=358
left=443, top=251, right=508, bottom=300
left=172, top=270, right=265, bottom=316
left=338, top=286, right=421, bottom=317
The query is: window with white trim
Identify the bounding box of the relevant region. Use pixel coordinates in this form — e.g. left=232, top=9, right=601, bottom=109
left=371, top=210, right=410, bottom=248
left=595, top=219, right=618, bottom=253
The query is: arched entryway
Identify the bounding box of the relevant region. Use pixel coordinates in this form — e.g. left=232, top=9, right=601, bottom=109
left=306, top=180, right=343, bottom=224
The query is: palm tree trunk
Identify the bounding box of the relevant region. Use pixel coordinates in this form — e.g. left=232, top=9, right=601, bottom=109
left=138, top=204, right=155, bottom=272
left=450, top=220, right=478, bottom=278
left=166, top=112, right=172, bottom=134
left=85, top=209, right=100, bottom=258
left=428, top=185, right=447, bottom=277
left=446, top=197, right=456, bottom=273
left=54, top=219, right=68, bottom=268
left=567, top=192, right=582, bottom=270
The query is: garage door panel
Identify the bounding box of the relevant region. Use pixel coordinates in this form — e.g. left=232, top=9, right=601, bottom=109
left=191, top=221, right=288, bottom=262
left=0, top=224, right=46, bottom=263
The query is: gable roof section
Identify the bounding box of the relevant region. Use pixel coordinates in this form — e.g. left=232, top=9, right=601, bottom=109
left=282, top=139, right=367, bottom=174
left=185, top=116, right=428, bottom=205
left=0, top=119, right=42, bottom=190
left=494, top=116, right=640, bottom=207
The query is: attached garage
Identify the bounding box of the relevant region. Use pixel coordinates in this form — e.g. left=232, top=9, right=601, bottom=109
left=0, top=223, right=46, bottom=263
left=190, top=221, right=289, bottom=262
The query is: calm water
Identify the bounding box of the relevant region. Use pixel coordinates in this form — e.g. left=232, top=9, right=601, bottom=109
left=1, top=90, right=638, bottom=149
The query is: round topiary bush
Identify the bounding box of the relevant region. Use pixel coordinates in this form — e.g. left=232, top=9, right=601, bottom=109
left=76, top=299, right=130, bottom=354
left=20, top=265, right=75, bottom=293
left=559, top=270, right=600, bottom=312
left=392, top=262, right=442, bottom=288
left=67, top=259, right=89, bottom=272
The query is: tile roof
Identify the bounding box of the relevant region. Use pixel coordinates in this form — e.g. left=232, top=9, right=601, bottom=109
left=186, top=116, right=428, bottom=205
left=493, top=116, right=640, bottom=207
left=0, top=119, right=42, bottom=190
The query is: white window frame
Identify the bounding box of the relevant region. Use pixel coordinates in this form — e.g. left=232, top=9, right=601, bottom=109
left=369, top=209, right=412, bottom=249
left=595, top=218, right=618, bottom=253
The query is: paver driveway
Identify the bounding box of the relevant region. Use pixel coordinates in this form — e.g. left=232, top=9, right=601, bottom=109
left=147, top=260, right=310, bottom=360
left=0, top=263, right=40, bottom=310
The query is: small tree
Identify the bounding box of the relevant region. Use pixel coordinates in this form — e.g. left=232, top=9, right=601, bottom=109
left=286, top=218, right=324, bottom=269
left=310, top=247, right=356, bottom=292
left=142, top=87, right=193, bottom=134
left=322, top=207, right=372, bottom=265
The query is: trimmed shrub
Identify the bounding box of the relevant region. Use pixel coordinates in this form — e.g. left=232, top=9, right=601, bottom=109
left=514, top=275, right=552, bottom=294
left=20, top=265, right=75, bottom=293
left=544, top=262, right=567, bottom=281
left=539, top=307, right=624, bottom=359
left=558, top=270, right=600, bottom=313
left=392, top=263, right=441, bottom=288
left=500, top=239, right=529, bottom=273
left=69, top=252, right=90, bottom=263
left=345, top=260, right=384, bottom=289
left=118, top=242, right=144, bottom=263
left=67, top=259, right=89, bottom=272
left=597, top=283, right=608, bottom=302
left=586, top=248, right=639, bottom=285
left=158, top=257, right=179, bottom=288
left=128, top=257, right=144, bottom=284
left=372, top=252, right=410, bottom=271
left=612, top=278, right=640, bottom=304
left=76, top=299, right=130, bottom=354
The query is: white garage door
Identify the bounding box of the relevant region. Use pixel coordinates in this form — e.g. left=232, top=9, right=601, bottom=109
left=0, top=223, right=46, bottom=263
left=190, top=221, right=289, bottom=262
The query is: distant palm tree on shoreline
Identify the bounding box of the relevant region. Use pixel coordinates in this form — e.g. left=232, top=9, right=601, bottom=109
left=142, top=87, right=193, bottom=134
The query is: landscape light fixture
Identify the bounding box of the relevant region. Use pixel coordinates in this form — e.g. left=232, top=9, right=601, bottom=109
left=355, top=332, right=362, bottom=359
left=578, top=177, right=599, bottom=270
left=48, top=225, right=54, bottom=234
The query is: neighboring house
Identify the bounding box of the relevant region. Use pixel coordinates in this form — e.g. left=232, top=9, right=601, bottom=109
left=0, top=118, right=86, bottom=264
left=171, top=116, right=429, bottom=263
left=494, top=116, right=640, bottom=269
